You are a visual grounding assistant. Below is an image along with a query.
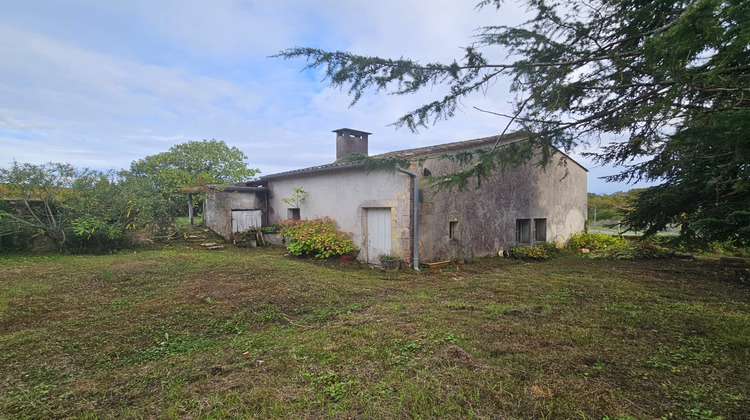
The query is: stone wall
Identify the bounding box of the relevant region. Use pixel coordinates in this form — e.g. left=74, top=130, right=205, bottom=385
left=204, top=189, right=265, bottom=240
left=415, top=150, right=587, bottom=260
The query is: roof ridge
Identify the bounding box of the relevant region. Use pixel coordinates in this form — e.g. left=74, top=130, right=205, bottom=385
left=371, top=132, right=527, bottom=159
left=261, top=131, right=589, bottom=179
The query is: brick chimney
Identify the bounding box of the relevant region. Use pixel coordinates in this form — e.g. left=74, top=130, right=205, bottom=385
left=334, top=128, right=370, bottom=161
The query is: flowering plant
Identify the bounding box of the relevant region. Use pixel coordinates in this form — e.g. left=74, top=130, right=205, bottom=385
left=278, top=217, right=355, bottom=258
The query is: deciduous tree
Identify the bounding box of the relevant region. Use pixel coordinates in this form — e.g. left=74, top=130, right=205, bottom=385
left=130, top=140, right=259, bottom=225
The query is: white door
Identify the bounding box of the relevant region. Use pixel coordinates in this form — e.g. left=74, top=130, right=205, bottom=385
left=366, top=208, right=392, bottom=263
left=231, top=210, right=261, bottom=233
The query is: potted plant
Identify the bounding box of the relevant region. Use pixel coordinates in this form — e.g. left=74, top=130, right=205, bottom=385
left=339, top=247, right=361, bottom=262
left=378, top=254, right=401, bottom=271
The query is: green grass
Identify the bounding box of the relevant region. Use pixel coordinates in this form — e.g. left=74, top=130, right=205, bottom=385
left=1, top=247, right=748, bottom=419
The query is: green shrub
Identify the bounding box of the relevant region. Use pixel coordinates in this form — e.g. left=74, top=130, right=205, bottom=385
left=260, top=225, right=278, bottom=233
left=510, top=243, right=559, bottom=260
left=591, top=208, right=621, bottom=221
left=567, top=232, right=626, bottom=250
left=278, top=217, right=355, bottom=259
left=589, top=239, right=675, bottom=260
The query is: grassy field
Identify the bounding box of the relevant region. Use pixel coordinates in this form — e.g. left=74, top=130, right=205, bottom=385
left=1, top=245, right=748, bottom=419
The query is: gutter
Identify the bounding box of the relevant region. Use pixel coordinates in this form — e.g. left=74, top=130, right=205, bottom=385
left=395, top=164, right=419, bottom=271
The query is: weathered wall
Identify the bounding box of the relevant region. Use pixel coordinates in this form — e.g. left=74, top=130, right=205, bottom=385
left=267, top=167, right=413, bottom=263
left=416, top=151, right=587, bottom=261
left=204, top=190, right=264, bottom=240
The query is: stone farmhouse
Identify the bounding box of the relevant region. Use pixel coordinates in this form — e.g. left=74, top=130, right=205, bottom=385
left=204, top=128, right=587, bottom=267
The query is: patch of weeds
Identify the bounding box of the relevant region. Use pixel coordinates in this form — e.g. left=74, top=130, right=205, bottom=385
left=390, top=332, right=463, bottom=366
left=345, top=302, right=365, bottom=312
left=581, top=360, right=606, bottom=378
left=670, top=302, right=706, bottom=313
left=252, top=302, right=287, bottom=323
left=485, top=302, right=516, bottom=315
left=546, top=286, right=583, bottom=301
left=644, top=336, right=722, bottom=373
left=302, top=306, right=337, bottom=323
left=100, top=268, right=117, bottom=281
left=303, top=371, right=359, bottom=402
left=391, top=340, right=425, bottom=366
left=124, top=332, right=217, bottom=365
left=569, top=326, right=597, bottom=347
left=400, top=342, right=423, bottom=353
left=166, top=260, right=202, bottom=272
left=1, top=384, right=57, bottom=418
left=290, top=344, right=334, bottom=364
left=661, top=402, right=724, bottom=420
left=230, top=331, right=273, bottom=355
left=221, top=318, right=250, bottom=335
left=0, top=280, right=52, bottom=312
left=24, top=366, right=70, bottom=383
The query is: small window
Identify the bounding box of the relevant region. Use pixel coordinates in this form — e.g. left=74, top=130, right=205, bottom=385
left=516, top=219, right=531, bottom=243
left=449, top=221, right=458, bottom=240
left=288, top=208, right=300, bottom=220
left=534, top=218, right=547, bottom=242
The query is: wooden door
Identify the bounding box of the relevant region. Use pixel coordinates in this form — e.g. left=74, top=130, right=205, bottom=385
left=231, top=210, right=261, bottom=233
left=366, top=208, right=392, bottom=263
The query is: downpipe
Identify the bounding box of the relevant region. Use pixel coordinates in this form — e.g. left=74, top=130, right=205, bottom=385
left=395, top=164, right=419, bottom=271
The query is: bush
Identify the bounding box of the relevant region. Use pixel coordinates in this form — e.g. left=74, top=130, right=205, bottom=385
left=592, top=209, right=620, bottom=220
left=278, top=217, right=355, bottom=259
left=589, top=239, right=675, bottom=260
left=510, top=242, right=559, bottom=260
left=261, top=225, right=278, bottom=233
left=567, top=232, right=626, bottom=251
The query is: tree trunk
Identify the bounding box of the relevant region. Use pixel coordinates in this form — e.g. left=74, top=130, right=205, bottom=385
left=188, top=193, right=194, bottom=225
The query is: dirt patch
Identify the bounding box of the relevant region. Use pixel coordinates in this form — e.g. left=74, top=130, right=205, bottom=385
left=429, top=344, right=481, bottom=370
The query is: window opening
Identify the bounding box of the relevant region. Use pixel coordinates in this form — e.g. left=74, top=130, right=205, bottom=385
left=516, top=219, right=531, bottom=243
left=449, top=221, right=458, bottom=240
left=288, top=208, right=300, bottom=220
left=533, top=218, right=547, bottom=242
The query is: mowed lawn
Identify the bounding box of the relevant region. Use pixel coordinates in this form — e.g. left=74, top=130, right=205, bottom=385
left=1, top=246, right=748, bottom=419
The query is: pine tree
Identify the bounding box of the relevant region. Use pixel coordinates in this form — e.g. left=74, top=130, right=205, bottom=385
left=277, top=0, right=749, bottom=245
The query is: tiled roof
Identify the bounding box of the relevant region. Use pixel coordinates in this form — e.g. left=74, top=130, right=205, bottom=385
left=261, top=131, right=584, bottom=179
left=261, top=161, right=364, bottom=180
left=374, top=132, right=527, bottom=160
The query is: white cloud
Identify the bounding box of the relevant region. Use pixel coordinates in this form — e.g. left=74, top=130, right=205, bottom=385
left=0, top=1, right=638, bottom=192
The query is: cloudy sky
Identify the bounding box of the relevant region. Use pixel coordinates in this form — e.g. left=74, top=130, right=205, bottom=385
left=0, top=0, right=652, bottom=193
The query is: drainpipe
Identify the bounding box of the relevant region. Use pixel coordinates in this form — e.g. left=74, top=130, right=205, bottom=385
left=395, top=164, right=419, bottom=271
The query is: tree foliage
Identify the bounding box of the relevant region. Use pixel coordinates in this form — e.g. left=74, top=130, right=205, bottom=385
left=0, top=162, right=175, bottom=252
left=63, top=171, right=176, bottom=246
left=0, top=161, right=77, bottom=249
left=277, top=0, right=749, bottom=245
left=130, top=139, right=259, bottom=224
left=587, top=190, right=644, bottom=220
